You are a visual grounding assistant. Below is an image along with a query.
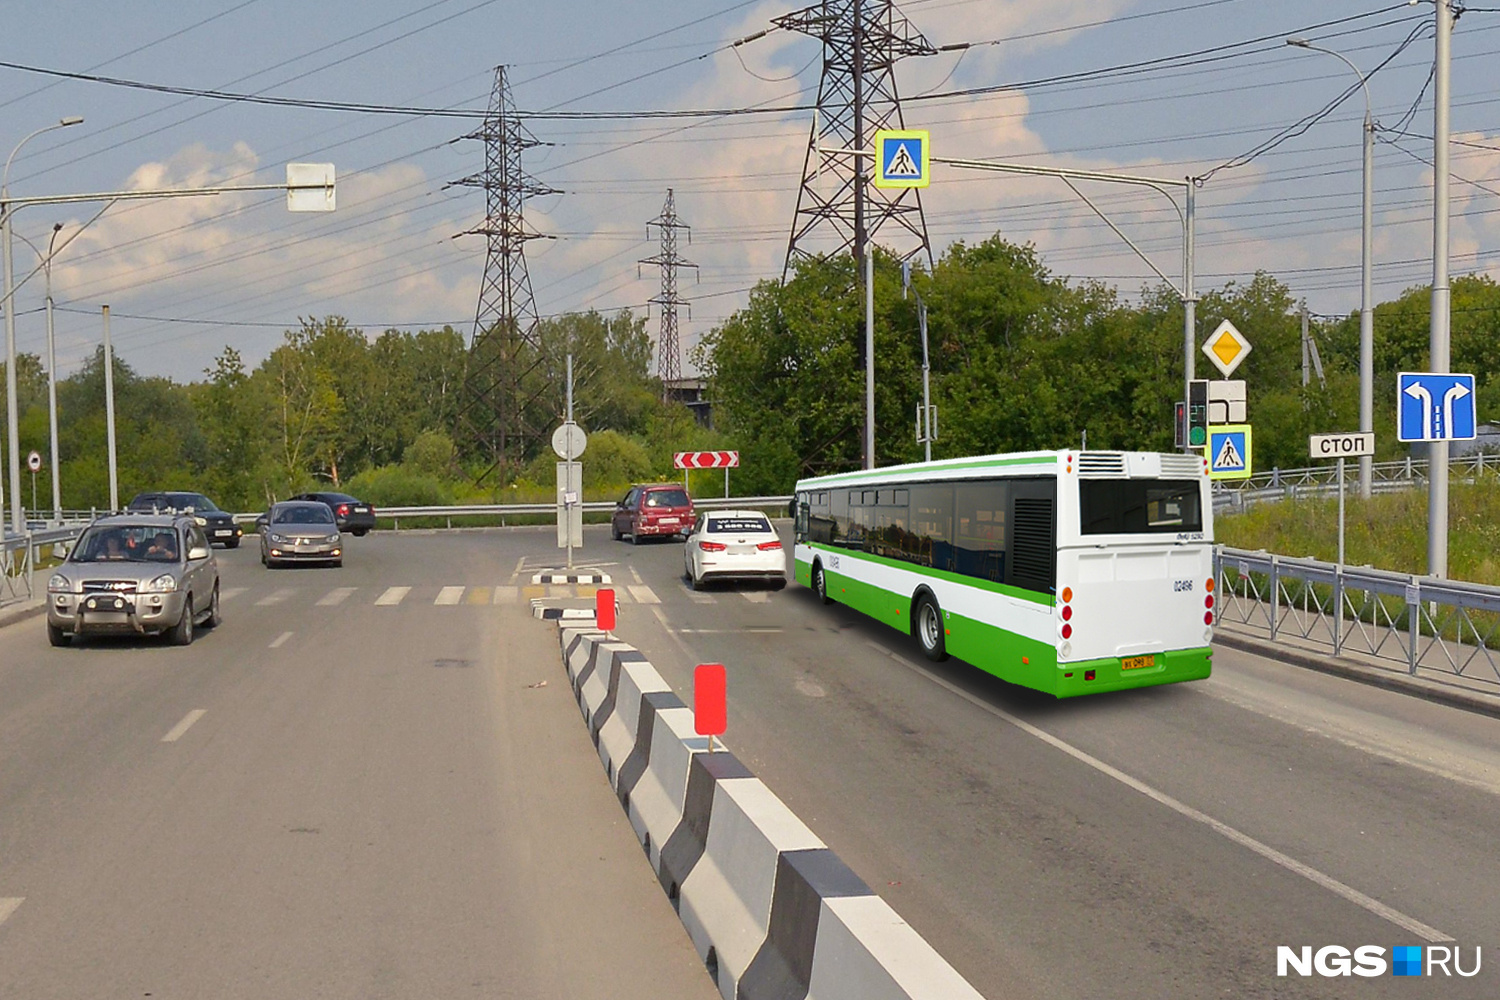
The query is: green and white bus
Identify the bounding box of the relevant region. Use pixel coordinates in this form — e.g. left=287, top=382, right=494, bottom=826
left=792, top=450, right=1215, bottom=698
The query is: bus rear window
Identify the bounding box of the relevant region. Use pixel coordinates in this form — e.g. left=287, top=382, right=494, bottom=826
left=1079, top=480, right=1202, bottom=535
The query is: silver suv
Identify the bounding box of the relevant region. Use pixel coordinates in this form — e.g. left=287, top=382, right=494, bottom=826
left=46, top=515, right=221, bottom=647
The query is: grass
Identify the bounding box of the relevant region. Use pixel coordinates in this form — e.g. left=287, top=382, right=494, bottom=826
left=1216, top=475, right=1500, bottom=585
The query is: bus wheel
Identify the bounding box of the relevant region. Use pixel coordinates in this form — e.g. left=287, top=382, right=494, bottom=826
left=915, top=595, right=948, bottom=662
left=812, top=563, right=832, bottom=605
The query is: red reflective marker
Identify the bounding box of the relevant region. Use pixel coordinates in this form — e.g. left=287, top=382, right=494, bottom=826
left=694, top=663, right=727, bottom=740
left=596, top=588, right=616, bottom=631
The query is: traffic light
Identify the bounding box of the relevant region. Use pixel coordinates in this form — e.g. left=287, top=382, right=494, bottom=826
left=1186, top=379, right=1209, bottom=448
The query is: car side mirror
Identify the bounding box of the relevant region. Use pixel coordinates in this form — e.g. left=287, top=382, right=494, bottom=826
left=788, top=499, right=798, bottom=518
left=188, top=546, right=211, bottom=561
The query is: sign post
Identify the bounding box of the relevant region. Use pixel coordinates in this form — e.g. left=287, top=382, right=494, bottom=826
left=1310, top=432, right=1375, bottom=569
left=27, top=450, right=40, bottom=521
left=673, top=451, right=740, bottom=498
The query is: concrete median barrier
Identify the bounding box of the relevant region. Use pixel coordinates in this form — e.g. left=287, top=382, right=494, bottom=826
left=555, top=625, right=985, bottom=1000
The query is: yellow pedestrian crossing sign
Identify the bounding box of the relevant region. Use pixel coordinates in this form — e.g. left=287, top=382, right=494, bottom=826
left=1206, top=424, right=1252, bottom=480
left=874, top=130, right=929, bottom=189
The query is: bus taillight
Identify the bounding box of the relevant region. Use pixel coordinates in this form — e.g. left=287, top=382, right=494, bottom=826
left=1061, top=623, right=1073, bottom=640
left=1204, top=611, right=1214, bottom=626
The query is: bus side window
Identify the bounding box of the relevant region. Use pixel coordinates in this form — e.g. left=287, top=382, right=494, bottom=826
left=795, top=493, right=810, bottom=541
left=955, top=480, right=1009, bottom=583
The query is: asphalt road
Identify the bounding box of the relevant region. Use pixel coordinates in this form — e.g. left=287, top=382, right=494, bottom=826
left=0, top=528, right=717, bottom=1000
left=5, top=523, right=1498, bottom=999
left=594, top=521, right=1500, bottom=1000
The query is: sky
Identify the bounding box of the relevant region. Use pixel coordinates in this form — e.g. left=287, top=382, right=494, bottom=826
left=0, top=0, right=1496, bottom=383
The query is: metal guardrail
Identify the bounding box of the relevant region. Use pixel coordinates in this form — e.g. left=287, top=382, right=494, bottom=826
left=1211, top=453, right=1500, bottom=511
left=1215, top=545, right=1500, bottom=690
left=1, top=523, right=88, bottom=607
left=330, top=495, right=796, bottom=530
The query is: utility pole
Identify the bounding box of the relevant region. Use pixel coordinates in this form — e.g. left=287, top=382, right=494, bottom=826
left=453, top=66, right=557, bottom=486
left=639, top=189, right=697, bottom=402
left=1429, top=0, right=1454, bottom=578
left=103, top=305, right=118, bottom=512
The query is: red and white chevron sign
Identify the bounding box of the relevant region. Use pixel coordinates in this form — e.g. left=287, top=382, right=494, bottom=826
left=674, top=451, right=740, bottom=470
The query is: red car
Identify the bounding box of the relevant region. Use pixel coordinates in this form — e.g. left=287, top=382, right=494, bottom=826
left=612, top=484, right=694, bottom=544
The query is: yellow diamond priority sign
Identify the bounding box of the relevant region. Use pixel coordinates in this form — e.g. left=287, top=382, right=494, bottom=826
left=1202, top=319, right=1251, bottom=378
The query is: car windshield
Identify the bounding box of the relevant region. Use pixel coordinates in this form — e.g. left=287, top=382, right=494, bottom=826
left=166, top=493, right=219, bottom=512
left=708, top=516, right=771, bottom=533
left=274, top=506, right=335, bottom=525
left=643, top=489, right=690, bottom=508
left=72, top=525, right=180, bottom=563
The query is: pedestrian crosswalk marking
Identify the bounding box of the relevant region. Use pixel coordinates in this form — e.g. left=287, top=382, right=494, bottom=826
left=375, top=586, right=410, bottom=606
left=628, top=584, right=660, bottom=605
left=435, top=586, right=465, bottom=605
left=493, top=586, right=518, bottom=604
left=317, top=587, right=357, bottom=606
left=466, top=586, right=491, bottom=605
left=256, top=588, right=295, bottom=606
left=741, top=591, right=771, bottom=604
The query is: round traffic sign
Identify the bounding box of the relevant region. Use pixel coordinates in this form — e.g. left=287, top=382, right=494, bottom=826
left=27, top=450, right=41, bottom=473
left=551, top=422, right=587, bottom=459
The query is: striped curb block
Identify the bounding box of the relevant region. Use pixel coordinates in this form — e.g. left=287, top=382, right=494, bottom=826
left=558, top=625, right=985, bottom=1000
left=532, top=570, right=611, bottom=585
left=530, top=601, right=596, bottom=622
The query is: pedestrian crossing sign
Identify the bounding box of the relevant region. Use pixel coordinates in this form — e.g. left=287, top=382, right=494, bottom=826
left=1206, top=424, right=1252, bottom=480
left=874, top=129, right=930, bottom=189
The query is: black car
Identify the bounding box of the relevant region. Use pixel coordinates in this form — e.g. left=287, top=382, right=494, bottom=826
left=126, top=491, right=243, bottom=548
left=291, top=492, right=376, bottom=536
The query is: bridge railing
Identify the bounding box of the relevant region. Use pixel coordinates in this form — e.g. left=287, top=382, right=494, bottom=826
left=1215, top=545, right=1500, bottom=691
left=0, top=524, right=89, bottom=607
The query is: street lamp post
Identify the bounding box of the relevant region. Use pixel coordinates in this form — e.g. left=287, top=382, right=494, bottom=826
left=14, top=223, right=64, bottom=522
left=0, top=161, right=335, bottom=532
left=1288, top=39, right=1375, bottom=501
left=3, top=117, right=81, bottom=534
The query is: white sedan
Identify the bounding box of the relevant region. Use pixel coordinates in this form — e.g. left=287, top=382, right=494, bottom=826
left=683, top=510, right=788, bottom=590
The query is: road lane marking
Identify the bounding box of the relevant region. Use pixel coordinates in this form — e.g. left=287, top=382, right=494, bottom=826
left=221, top=587, right=248, bottom=601
left=678, top=627, right=783, bottom=634
left=255, top=588, right=295, bottom=606
left=269, top=631, right=293, bottom=649
left=435, top=586, right=465, bottom=605
left=493, top=586, right=518, bottom=604
left=681, top=585, right=714, bottom=605
left=628, top=584, right=660, bottom=605
left=466, top=587, right=492, bottom=605
left=316, top=587, right=356, bottom=606
left=864, top=639, right=1455, bottom=944
left=741, top=591, right=770, bottom=604
left=375, top=586, right=410, bottom=606
left=508, top=556, right=525, bottom=583
left=630, top=566, right=645, bottom=584
left=522, top=584, right=545, bottom=601
left=161, top=709, right=207, bottom=743
left=0, top=898, right=21, bottom=926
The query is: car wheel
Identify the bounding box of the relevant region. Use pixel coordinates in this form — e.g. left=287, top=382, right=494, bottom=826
left=260, top=546, right=268, bottom=567
left=812, top=562, right=832, bottom=605
left=630, top=527, right=640, bottom=545
left=170, top=597, right=195, bottom=646
left=612, top=522, right=622, bottom=541
left=915, top=594, right=948, bottom=662
left=772, top=577, right=788, bottom=591
left=353, top=528, right=368, bottom=537
left=206, top=584, right=222, bottom=628
left=690, top=568, right=704, bottom=591
left=47, top=622, right=70, bottom=647
left=223, top=538, right=240, bottom=549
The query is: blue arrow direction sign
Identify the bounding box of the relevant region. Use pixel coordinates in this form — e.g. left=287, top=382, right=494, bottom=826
left=1397, top=372, right=1477, bottom=442
left=1206, top=424, right=1252, bottom=480
left=874, top=129, right=930, bottom=189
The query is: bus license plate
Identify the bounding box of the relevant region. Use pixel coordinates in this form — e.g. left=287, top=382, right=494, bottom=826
left=1122, top=654, right=1156, bottom=671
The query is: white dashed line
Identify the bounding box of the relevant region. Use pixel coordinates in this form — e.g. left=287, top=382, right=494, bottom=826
left=627, top=584, right=660, bottom=605
left=493, top=586, right=518, bottom=604
left=220, top=587, right=247, bottom=601
left=375, top=586, right=410, bottom=606
left=161, top=709, right=207, bottom=743
left=741, top=591, right=771, bottom=604
left=509, top=556, right=525, bottom=584
left=865, top=640, right=1454, bottom=944
left=269, top=631, right=293, bottom=649
left=316, top=587, right=356, bottom=606
left=255, top=589, right=295, bottom=607
left=0, top=898, right=22, bottom=927
left=629, top=566, right=644, bottom=584
left=682, top=586, right=714, bottom=605
left=434, top=586, right=465, bottom=606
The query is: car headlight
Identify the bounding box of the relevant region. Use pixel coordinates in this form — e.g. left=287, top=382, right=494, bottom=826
left=331, top=533, right=341, bottom=544
left=269, top=533, right=285, bottom=544
left=193, top=516, right=208, bottom=526
left=47, top=573, right=72, bottom=593
left=140, top=573, right=179, bottom=594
